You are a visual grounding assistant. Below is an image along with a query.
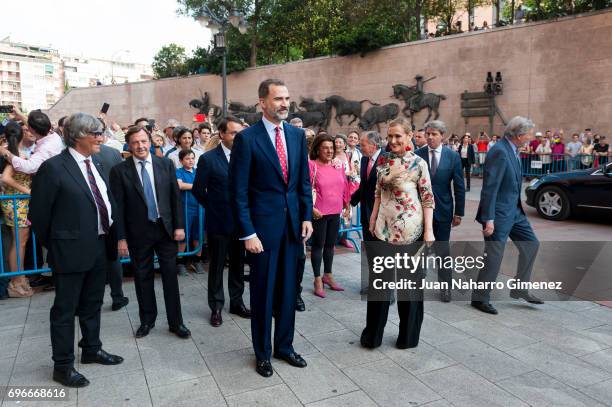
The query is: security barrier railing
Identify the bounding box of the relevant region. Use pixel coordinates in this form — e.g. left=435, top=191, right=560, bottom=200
left=0, top=195, right=205, bottom=277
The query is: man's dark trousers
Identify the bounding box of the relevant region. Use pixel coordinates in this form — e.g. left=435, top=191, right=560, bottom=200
left=249, top=215, right=298, bottom=362
left=208, top=233, right=245, bottom=311
left=51, top=238, right=107, bottom=369
left=130, top=220, right=183, bottom=327
left=433, top=219, right=452, bottom=284
left=474, top=212, right=539, bottom=302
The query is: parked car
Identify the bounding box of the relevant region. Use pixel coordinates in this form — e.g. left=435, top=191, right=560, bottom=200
left=525, top=163, right=612, bottom=221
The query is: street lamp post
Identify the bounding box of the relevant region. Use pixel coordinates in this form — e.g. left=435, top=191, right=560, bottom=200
left=196, top=5, right=248, bottom=119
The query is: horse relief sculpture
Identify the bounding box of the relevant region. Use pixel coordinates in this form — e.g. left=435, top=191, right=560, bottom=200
left=189, top=90, right=223, bottom=126
left=392, top=75, right=446, bottom=126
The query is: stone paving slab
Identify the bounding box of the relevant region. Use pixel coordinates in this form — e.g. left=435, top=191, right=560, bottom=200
left=2, top=250, right=612, bottom=406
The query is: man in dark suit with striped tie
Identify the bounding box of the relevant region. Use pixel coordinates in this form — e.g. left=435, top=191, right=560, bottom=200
left=29, top=113, right=124, bottom=387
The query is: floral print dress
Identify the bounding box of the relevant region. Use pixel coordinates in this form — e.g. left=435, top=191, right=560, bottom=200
left=373, top=152, right=434, bottom=244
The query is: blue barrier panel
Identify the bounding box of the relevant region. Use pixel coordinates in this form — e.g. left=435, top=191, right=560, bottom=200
left=338, top=205, right=362, bottom=253
left=0, top=194, right=206, bottom=276
left=520, top=153, right=597, bottom=177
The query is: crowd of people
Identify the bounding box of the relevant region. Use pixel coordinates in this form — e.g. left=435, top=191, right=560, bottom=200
left=0, top=78, right=595, bottom=386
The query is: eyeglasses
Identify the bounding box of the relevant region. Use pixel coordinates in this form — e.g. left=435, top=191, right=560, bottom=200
left=89, top=132, right=104, bottom=137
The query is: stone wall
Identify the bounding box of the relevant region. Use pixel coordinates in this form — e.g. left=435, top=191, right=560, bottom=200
left=48, top=10, right=612, bottom=138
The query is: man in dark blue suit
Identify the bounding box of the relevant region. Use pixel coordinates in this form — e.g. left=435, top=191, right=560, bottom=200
left=229, top=79, right=313, bottom=378
left=473, top=116, right=543, bottom=315
left=350, top=131, right=385, bottom=295
left=193, top=116, right=250, bottom=328
left=416, top=120, right=465, bottom=302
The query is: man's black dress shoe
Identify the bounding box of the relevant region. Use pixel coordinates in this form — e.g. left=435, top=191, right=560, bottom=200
left=169, top=324, right=191, bottom=338
left=229, top=304, right=251, bottom=319
left=296, top=295, right=305, bottom=312
left=81, top=349, right=124, bottom=365
left=111, top=297, right=129, bottom=311
left=53, top=368, right=90, bottom=388
left=471, top=301, right=498, bottom=315
left=273, top=352, right=307, bottom=368
left=440, top=289, right=451, bottom=303
left=256, top=359, right=273, bottom=377
left=510, top=290, right=544, bottom=304
left=135, top=323, right=154, bottom=338
left=210, top=310, right=223, bottom=327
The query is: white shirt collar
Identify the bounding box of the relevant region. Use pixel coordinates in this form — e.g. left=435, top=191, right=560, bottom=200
left=262, top=115, right=284, bottom=134
left=68, top=147, right=91, bottom=163
left=428, top=145, right=442, bottom=154
left=221, top=143, right=232, bottom=159
left=132, top=153, right=152, bottom=167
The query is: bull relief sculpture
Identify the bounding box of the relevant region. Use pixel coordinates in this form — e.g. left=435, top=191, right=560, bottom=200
left=189, top=75, right=446, bottom=130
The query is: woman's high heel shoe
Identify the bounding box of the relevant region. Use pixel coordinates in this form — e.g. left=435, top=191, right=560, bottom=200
left=322, top=275, right=344, bottom=291
left=313, top=281, right=326, bottom=298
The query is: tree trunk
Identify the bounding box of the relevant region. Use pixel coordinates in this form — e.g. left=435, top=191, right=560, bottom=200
left=249, top=0, right=261, bottom=67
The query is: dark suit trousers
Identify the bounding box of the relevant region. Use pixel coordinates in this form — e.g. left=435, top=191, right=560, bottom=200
left=129, top=221, right=183, bottom=327
left=361, top=238, right=424, bottom=349
left=296, top=245, right=306, bottom=295
left=433, top=219, right=452, bottom=284
left=249, top=219, right=298, bottom=361
left=473, top=212, right=539, bottom=303
left=106, top=258, right=124, bottom=301
left=207, top=233, right=245, bottom=311
left=51, top=238, right=106, bottom=370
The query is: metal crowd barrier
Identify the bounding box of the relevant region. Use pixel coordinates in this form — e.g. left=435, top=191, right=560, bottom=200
left=0, top=194, right=205, bottom=278
left=519, top=153, right=605, bottom=177
left=338, top=205, right=363, bottom=253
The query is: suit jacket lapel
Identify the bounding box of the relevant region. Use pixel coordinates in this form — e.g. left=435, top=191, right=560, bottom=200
left=215, top=144, right=229, bottom=170
left=91, top=156, right=109, bottom=186
left=502, top=138, right=522, bottom=185
left=127, top=158, right=147, bottom=204
left=254, top=120, right=284, bottom=183
left=61, top=150, right=95, bottom=206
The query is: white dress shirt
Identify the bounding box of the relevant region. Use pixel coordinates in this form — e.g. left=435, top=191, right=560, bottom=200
left=262, top=115, right=289, bottom=165
left=221, top=143, right=231, bottom=163
left=68, top=148, right=113, bottom=235
left=132, top=154, right=160, bottom=216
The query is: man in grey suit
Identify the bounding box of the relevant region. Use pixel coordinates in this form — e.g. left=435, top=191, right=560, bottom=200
left=94, top=139, right=129, bottom=311
left=473, top=116, right=543, bottom=315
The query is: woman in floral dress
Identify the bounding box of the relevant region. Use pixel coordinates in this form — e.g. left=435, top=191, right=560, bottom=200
left=361, top=118, right=435, bottom=350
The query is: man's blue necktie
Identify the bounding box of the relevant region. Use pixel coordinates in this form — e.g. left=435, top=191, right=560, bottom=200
left=140, top=161, right=159, bottom=221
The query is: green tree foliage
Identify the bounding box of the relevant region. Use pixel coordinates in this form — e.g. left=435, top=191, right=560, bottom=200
left=152, top=44, right=189, bottom=78
left=149, top=0, right=610, bottom=78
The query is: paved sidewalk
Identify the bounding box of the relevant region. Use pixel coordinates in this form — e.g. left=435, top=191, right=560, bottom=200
left=1, top=252, right=612, bottom=407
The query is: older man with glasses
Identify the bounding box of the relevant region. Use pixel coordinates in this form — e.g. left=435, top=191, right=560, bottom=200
left=29, top=112, right=124, bottom=388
